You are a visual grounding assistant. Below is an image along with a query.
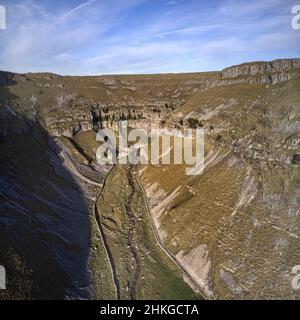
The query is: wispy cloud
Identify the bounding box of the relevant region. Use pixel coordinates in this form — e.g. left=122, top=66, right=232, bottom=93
left=166, top=1, right=177, bottom=6
left=0, top=0, right=299, bottom=75
left=60, top=0, right=98, bottom=20
left=152, top=25, right=219, bottom=38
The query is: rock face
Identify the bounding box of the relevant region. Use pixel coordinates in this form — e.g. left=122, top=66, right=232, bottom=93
left=45, top=110, right=94, bottom=137
left=1, top=59, right=298, bottom=139
left=0, top=106, right=32, bottom=138
left=140, top=60, right=300, bottom=300
left=0, top=71, right=15, bottom=87
left=0, top=58, right=300, bottom=300
left=0, top=127, right=96, bottom=299
left=176, top=245, right=213, bottom=298
left=94, top=106, right=170, bottom=133
left=220, top=59, right=300, bottom=78
left=212, top=59, right=300, bottom=86
left=0, top=71, right=217, bottom=139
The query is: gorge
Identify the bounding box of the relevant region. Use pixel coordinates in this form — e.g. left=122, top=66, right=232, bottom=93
left=0, top=58, right=300, bottom=299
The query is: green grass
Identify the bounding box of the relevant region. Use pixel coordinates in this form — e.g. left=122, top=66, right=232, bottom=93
left=96, top=165, right=202, bottom=300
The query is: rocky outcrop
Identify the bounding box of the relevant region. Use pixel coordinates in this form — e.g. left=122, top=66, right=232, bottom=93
left=176, top=245, right=214, bottom=298
left=1, top=59, right=299, bottom=140
left=48, top=121, right=93, bottom=137
left=46, top=117, right=93, bottom=137
left=1, top=58, right=300, bottom=300
left=0, top=71, right=15, bottom=87
left=94, top=106, right=169, bottom=132
left=211, top=59, right=300, bottom=86
left=0, top=70, right=218, bottom=139
left=0, top=105, right=33, bottom=138
left=0, top=71, right=29, bottom=87
left=220, top=59, right=300, bottom=79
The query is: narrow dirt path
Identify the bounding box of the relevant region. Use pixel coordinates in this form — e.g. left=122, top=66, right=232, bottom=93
left=56, top=140, right=120, bottom=299
left=94, top=165, right=121, bottom=300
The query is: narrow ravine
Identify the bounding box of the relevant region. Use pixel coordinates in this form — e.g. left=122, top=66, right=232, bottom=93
left=94, top=164, right=142, bottom=300
left=58, top=137, right=204, bottom=299
left=124, top=165, right=142, bottom=300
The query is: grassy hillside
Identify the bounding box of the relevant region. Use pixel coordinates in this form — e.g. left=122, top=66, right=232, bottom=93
left=140, top=73, right=300, bottom=299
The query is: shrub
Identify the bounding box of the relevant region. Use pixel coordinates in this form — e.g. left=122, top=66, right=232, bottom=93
left=187, top=117, right=199, bottom=129
left=292, top=153, right=300, bottom=165
left=216, top=134, right=222, bottom=141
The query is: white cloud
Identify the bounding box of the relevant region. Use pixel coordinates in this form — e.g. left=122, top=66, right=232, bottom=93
left=166, top=1, right=177, bottom=6
left=0, top=0, right=299, bottom=74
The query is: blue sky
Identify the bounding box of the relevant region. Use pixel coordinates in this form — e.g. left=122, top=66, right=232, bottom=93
left=0, top=0, right=299, bottom=75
